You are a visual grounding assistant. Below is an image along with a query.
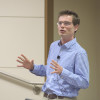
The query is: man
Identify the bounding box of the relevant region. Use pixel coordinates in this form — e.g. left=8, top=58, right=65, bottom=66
left=17, top=10, right=89, bottom=100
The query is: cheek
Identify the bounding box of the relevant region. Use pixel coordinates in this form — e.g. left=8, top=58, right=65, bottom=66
left=66, top=27, right=72, bottom=32
left=66, top=27, right=75, bottom=32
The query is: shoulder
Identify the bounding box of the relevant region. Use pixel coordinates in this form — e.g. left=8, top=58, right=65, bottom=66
left=75, top=43, right=87, bottom=55
left=50, top=40, right=60, bottom=48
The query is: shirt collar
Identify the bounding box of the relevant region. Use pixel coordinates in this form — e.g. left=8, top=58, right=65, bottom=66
left=58, top=38, right=77, bottom=49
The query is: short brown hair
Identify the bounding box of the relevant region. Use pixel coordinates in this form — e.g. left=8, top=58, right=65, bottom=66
left=58, top=10, right=80, bottom=26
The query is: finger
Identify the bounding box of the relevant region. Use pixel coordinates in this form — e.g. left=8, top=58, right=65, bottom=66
left=31, top=59, right=34, bottom=64
left=52, top=60, right=58, bottom=65
left=16, top=59, right=23, bottom=64
left=50, top=62, right=57, bottom=67
left=51, top=60, right=59, bottom=68
left=21, top=54, right=27, bottom=60
left=18, top=56, right=24, bottom=61
left=50, top=66, right=56, bottom=70
left=51, top=71, right=58, bottom=74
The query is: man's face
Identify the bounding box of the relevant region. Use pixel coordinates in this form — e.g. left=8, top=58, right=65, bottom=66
left=57, top=15, right=78, bottom=38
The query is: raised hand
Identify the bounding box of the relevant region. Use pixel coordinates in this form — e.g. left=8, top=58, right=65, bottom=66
left=50, top=60, right=63, bottom=74
left=16, top=54, right=34, bottom=70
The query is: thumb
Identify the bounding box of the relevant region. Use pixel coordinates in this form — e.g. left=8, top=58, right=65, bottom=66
left=30, top=60, right=34, bottom=70
left=31, top=59, right=34, bottom=65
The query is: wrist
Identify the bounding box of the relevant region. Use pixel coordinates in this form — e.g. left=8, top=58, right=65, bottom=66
left=30, top=65, right=34, bottom=71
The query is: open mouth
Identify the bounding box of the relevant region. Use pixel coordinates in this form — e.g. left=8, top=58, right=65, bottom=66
left=60, top=30, right=65, bottom=33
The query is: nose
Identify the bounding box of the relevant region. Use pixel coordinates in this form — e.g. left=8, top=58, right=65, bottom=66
left=60, top=23, right=65, bottom=27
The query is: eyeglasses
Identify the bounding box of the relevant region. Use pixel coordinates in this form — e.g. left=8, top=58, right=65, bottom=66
left=57, top=21, right=72, bottom=26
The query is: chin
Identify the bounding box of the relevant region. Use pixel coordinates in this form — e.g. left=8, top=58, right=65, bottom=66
left=59, top=32, right=65, bottom=36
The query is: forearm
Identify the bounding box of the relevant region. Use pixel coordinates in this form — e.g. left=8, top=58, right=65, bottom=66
left=60, top=68, right=89, bottom=89
left=30, top=64, right=46, bottom=76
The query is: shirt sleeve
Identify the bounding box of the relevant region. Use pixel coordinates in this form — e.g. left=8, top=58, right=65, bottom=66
left=30, top=64, right=46, bottom=76
left=60, top=53, right=89, bottom=89
left=29, top=43, right=53, bottom=77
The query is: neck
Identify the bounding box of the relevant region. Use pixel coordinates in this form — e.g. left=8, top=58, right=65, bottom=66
left=61, top=36, right=74, bottom=45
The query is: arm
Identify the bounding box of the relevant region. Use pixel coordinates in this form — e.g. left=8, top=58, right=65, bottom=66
left=60, top=53, right=89, bottom=89
left=16, top=54, right=46, bottom=76
left=50, top=53, right=89, bottom=89
left=30, top=64, right=46, bottom=76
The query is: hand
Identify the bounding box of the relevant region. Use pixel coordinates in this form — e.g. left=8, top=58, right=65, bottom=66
left=16, top=54, right=34, bottom=70
left=50, top=60, right=63, bottom=74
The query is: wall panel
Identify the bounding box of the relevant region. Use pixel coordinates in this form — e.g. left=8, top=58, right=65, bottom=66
left=0, top=0, right=45, bottom=99
left=0, top=17, right=44, bottom=67
left=0, top=0, right=44, bottom=17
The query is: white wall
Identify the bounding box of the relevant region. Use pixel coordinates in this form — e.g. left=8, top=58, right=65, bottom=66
left=0, top=0, right=45, bottom=100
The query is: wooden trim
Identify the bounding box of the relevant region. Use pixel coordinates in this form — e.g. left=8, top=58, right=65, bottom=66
left=45, top=0, right=54, bottom=81
left=45, top=0, right=48, bottom=65
left=45, top=0, right=53, bottom=65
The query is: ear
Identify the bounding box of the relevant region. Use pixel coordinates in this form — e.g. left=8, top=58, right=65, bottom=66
left=74, top=24, right=79, bottom=32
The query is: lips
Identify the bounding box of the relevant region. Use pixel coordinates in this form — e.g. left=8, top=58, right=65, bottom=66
left=60, top=30, right=65, bottom=33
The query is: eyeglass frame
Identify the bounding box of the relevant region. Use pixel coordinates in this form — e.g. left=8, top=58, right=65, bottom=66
left=57, top=21, right=73, bottom=26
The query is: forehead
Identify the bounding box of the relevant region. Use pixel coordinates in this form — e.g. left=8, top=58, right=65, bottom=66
left=58, top=15, right=73, bottom=22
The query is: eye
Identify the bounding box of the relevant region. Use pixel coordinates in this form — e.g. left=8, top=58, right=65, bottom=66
left=64, top=22, right=71, bottom=26
left=57, top=21, right=72, bottom=26
left=57, top=22, right=62, bottom=26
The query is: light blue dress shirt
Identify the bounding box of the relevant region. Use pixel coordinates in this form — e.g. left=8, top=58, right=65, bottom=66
left=30, top=38, right=89, bottom=98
